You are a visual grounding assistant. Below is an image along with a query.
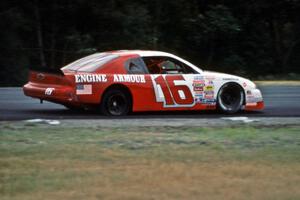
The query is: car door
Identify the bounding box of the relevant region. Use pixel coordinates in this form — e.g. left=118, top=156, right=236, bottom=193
left=143, top=56, right=199, bottom=109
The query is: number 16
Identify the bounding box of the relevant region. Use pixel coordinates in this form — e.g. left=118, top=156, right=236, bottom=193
left=152, top=75, right=194, bottom=107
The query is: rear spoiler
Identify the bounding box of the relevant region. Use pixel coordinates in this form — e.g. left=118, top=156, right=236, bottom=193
left=29, top=66, right=64, bottom=76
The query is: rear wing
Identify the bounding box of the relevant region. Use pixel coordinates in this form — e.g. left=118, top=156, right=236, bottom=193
left=29, top=66, right=64, bottom=76
left=27, top=67, right=72, bottom=86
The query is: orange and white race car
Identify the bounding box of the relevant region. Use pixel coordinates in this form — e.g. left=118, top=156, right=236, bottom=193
left=23, top=50, right=264, bottom=115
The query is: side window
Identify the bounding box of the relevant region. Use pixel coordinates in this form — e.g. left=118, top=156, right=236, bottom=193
left=160, top=60, right=184, bottom=74
left=143, top=57, right=197, bottom=74
left=125, top=57, right=149, bottom=74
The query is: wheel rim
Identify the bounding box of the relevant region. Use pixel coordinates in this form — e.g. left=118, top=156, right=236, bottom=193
left=219, top=85, right=243, bottom=111
left=107, top=94, right=127, bottom=115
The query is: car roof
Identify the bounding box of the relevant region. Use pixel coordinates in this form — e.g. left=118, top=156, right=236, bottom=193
left=109, top=50, right=175, bottom=57
left=109, top=50, right=202, bottom=73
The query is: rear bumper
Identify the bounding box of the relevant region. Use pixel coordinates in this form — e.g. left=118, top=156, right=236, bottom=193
left=23, top=83, right=77, bottom=105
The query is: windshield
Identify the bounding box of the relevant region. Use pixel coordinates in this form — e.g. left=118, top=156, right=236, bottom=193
left=61, top=53, right=119, bottom=72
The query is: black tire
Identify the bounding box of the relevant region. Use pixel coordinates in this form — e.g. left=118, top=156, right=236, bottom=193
left=101, top=88, right=131, bottom=116
left=217, top=83, right=244, bottom=114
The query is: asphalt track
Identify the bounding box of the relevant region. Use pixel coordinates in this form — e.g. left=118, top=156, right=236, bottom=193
left=0, top=85, right=300, bottom=120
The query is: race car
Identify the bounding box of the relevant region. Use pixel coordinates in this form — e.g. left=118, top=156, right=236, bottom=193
left=23, top=50, right=264, bottom=115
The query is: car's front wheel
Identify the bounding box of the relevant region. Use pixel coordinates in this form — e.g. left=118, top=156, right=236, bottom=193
left=101, top=88, right=131, bottom=116
left=217, top=83, right=244, bottom=114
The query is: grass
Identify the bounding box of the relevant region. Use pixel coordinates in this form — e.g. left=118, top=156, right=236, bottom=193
left=0, top=123, right=300, bottom=200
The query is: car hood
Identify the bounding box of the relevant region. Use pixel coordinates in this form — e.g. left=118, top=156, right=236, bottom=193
left=203, top=70, right=242, bottom=79
left=202, top=70, right=256, bottom=88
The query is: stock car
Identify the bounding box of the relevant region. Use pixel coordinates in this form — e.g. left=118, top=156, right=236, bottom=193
left=23, top=50, right=264, bottom=115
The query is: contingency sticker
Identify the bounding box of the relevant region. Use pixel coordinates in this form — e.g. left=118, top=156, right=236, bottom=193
left=193, top=80, right=205, bottom=91
left=193, top=76, right=216, bottom=105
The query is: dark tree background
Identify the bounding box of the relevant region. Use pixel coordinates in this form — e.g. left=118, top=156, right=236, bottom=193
left=0, top=0, right=299, bottom=86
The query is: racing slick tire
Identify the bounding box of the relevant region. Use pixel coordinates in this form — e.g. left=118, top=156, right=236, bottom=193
left=101, top=88, right=131, bottom=116
left=217, top=83, right=244, bottom=114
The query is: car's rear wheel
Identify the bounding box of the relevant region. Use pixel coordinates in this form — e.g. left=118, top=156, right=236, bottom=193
left=217, top=83, right=244, bottom=114
left=101, top=88, right=131, bottom=116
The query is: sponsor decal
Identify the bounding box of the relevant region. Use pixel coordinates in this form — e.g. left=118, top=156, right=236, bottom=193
left=193, top=79, right=205, bottom=91
left=204, top=76, right=215, bottom=80
left=193, top=82, right=205, bottom=87
left=194, top=76, right=204, bottom=80
left=195, top=93, right=204, bottom=98
left=76, top=84, right=92, bottom=95
left=193, top=77, right=215, bottom=104
left=204, top=94, right=214, bottom=99
left=75, top=74, right=107, bottom=83
left=75, top=74, right=146, bottom=84
left=45, top=88, right=55, bottom=95
left=194, top=91, right=216, bottom=104
left=243, top=82, right=247, bottom=87
left=204, top=85, right=214, bottom=91
left=208, top=80, right=214, bottom=85
left=195, top=97, right=202, bottom=103
left=223, top=78, right=239, bottom=81
left=113, top=74, right=146, bottom=83
left=195, top=98, right=216, bottom=105
left=204, top=90, right=214, bottom=95
left=194, top=86, right=203, bottom=91
left=194, top=91, right=203, bottom=95
left=201, top=99, right=216, bottom=104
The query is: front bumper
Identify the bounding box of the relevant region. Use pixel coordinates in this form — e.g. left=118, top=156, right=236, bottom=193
left=244, top=88, right=264, bottom=110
